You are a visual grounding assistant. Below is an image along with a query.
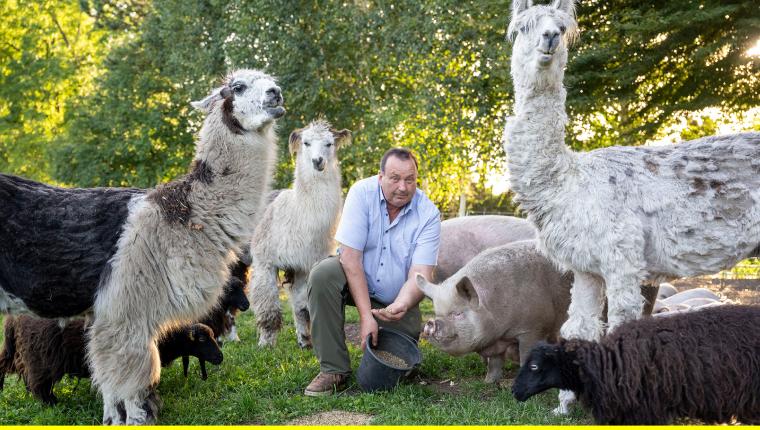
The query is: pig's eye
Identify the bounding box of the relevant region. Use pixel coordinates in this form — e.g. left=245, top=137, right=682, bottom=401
left=529, top=364, right=539, bottom=372
left=452, top=311, right=465, bottom=320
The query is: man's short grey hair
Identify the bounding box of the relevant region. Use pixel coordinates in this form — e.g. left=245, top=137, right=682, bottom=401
left=380, top=147, right=418, bottom=172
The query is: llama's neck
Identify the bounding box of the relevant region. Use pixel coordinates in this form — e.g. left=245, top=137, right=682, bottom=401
left=195, top=114, right=277, bottom=184
left=506, top=70, right=577, bottom=224
left=185, top=113, right=277, bottom=246
left=293, top=161, right=342, bottom=210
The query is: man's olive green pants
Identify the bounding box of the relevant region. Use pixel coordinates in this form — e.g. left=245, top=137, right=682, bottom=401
left=307, top=256, right=421, bottom=374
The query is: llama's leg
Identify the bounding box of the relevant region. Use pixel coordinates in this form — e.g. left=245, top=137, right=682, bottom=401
left=604, top=271, right=645, bottom=332
left=88, top=319, right=161, bottom=425
left=553, top=390, right=577, bottom=416
left=559, top=271, right=606, bottom=341
left=102, top=392, right=124, bottom=425
left=555, top=271, right=605, bottom=416
left=289, top=271, right=312, bottom=349
left=249, top=260, right=282, bottom=347
left=225, top=311, right=240, bottom=342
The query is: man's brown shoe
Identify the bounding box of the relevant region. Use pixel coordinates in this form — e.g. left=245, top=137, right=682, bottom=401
left=304, top=372, right=349, bottom=397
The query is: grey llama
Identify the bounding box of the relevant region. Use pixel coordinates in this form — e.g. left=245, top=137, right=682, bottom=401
left=249, top=119, right=350, bottom=348
left=87, top=69, right=285, bottom=424
left=503, top=0, right=760, bottom=414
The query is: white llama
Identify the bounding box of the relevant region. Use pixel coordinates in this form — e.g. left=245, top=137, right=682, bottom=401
left=249, top=119, right=350, bottom=348
left=504, top=0, right=760, bottom=413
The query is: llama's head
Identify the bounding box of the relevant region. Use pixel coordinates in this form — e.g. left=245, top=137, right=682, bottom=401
left=192, top=69, right=285, bottom=134
left=508, top=0, right=578, bottom=86
left=289, top=119, right=351, bottom=173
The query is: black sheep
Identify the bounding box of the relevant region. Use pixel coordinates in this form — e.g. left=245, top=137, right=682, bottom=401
left=0, top=316, right=223, bottom=405
left=512, top=305, right=760, bottom=424
left=200, top=259, right=250, bottom=343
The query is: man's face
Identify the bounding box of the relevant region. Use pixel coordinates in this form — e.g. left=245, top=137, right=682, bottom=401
left=379, top=155, right=418, bottom=209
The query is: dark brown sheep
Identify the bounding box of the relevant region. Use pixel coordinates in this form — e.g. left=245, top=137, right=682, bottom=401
left=512, top=305, right=760, bottom=424
left=0, top=316, right=223, bottom=405
left=200, top=259, right=250, bottom=343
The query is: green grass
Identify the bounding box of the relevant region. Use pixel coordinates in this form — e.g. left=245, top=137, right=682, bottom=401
left=0, top=300, right=592, bottom=425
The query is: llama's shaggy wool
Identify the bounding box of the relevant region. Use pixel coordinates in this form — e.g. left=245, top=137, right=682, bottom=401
left=0, top=69, right=284, bottom=425
left=249, top=119, right=349, bottom=348
left=0, top=175, right=142, bottom=317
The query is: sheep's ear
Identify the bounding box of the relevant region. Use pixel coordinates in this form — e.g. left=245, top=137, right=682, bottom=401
left=289, top=129, right=303, bottom=155
left=552, top=0, right=575, bottom=16
left=415, top=273, right=439, bottom=302
left=330, top=128, right=352, bottom=149
left=511, top=0, right=533, bottom=18
left=455, top=276, right=480, bottom=308
left=191, top=86, right=226, bottom=112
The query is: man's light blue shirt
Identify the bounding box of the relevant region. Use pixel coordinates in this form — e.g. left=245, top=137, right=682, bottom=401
left=335, top=176, right=441, bottom=304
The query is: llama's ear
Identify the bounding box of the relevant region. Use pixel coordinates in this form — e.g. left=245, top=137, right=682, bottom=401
left=552, top=0, right=575, bottom=16
left=455, top=276, right=480, bottom=308
left=331, top=128, right=352, bottom=149
left=289, top=129, right=303, bottom=155
left=191, top=86, right=225, bottom=112
left=511, top=0, right=533, bottom=18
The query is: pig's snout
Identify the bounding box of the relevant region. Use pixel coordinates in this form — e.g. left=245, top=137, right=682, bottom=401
left=423, top=319, right=441, bottom=339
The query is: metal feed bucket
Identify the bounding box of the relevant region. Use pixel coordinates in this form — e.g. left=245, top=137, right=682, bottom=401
left=357, top=327, right=421, bottom=392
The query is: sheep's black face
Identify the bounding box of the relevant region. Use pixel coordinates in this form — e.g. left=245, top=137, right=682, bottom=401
left=512, top=343, right=565, bottom=401
left=190, top=324, right=224, bottom=365
left=223, top=278, right=250, bottom=312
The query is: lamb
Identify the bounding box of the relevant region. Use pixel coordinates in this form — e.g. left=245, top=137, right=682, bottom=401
left=249, top=119, right=350, bottom=348
left=416, top=240, right=572, bottom=383
left=512, top=305, right=760, bottom=424
left=503, top=0, right=760, bottom=413
left=0, top=69, right=285, bottom=424
left=0, top=316, right=223, bottom=405
left=199, top=267, right=250, bottom=343
left=434, top=215, right=537, bottom=282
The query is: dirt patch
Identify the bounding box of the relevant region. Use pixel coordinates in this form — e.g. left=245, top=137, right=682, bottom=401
left=286, top=410, right=373, bottom=425
left=669, top=277, right=760, bottom=305
left=344, top=323, right=361, bottom=347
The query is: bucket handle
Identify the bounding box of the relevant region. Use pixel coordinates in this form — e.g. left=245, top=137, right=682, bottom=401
left=379, top=327, right=418, bottom=345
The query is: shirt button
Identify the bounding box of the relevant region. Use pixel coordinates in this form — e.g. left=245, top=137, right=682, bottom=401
left=383, top=246, right=386, bottom=250
left=376, top=279, right=380, bottom=282
left=380, top=263, right=384, bottom=266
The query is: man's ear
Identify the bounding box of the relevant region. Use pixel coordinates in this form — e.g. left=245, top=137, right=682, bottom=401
left=289, top=129, right=302, bottom=155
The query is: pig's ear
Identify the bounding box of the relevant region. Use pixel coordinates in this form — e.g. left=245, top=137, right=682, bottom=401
left=455, top=276, right=480, bottom=307
left=415, top=273, right=437, bottom=300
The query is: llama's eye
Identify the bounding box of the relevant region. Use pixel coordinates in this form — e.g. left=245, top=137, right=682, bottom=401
left=325, top=143, right=333, bottom=147
left=198, top=336, right=207, bottom=342
left=519, top=26, right=527, bottom=33
left=304, top=142, right=311, bottom=147
left=559, top=25, right=567, bottom=33
left=529, top=364, right=539, bottom=371
left=232, top=84, right=247, bottom=94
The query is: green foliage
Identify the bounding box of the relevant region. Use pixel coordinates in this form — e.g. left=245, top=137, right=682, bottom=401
left=567, top=0, right=760, bottom=149
left=0, top=0, right=106, bottom=183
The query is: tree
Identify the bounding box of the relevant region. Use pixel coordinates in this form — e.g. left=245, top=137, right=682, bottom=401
left=0, top=0, right=106, bottom=182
